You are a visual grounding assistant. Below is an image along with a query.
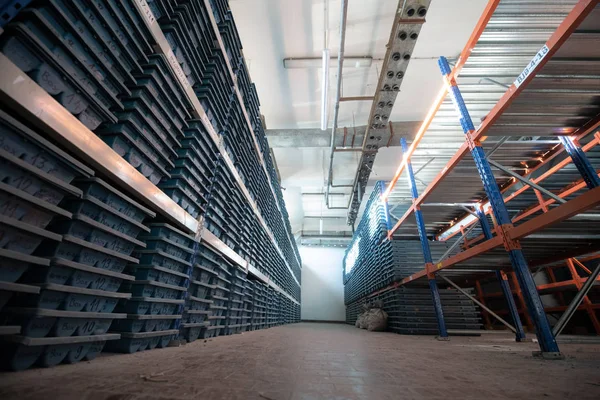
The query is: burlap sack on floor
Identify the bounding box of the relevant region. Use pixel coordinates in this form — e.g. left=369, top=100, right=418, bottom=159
left=366, top=308, right=388, bottom=331
left=355, top=313, right=365, bottom=328
left=355, top=303, right=371, bottom=329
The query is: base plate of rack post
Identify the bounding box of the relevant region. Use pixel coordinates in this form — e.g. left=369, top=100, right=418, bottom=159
left=532, top=351, right=564, bottom=360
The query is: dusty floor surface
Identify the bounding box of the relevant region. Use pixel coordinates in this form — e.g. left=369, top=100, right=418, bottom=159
left=0, top=323, right=599, bottom=400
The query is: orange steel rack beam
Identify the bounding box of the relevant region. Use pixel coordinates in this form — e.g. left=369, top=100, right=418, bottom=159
left=397, top=186, right=600, bottom=285
left=369, top=186, right=600, bottom=301
left=438, top=124, right=600, bottom=243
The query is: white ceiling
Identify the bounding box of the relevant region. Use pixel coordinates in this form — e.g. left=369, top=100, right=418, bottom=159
left=230, top=0, right=489, bottom=236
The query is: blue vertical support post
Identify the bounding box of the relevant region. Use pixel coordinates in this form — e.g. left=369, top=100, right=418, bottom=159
left=400, top=138, right=449, bottom=340
left=477, top=208, right=527, bottom=342
left=439, top=56, right=561, bottom=356
left=558, top=136, right=600, bottom=189
left=380, top=182, right=393, bottom=232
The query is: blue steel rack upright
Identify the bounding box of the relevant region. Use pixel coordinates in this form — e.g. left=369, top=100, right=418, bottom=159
left=437, top=56, right=560, bottom=356
left=476, top=208, right=527, bottom=342
left=558, top=136, right=600, bottom=189
left=400, top=138, right=448, bottom=340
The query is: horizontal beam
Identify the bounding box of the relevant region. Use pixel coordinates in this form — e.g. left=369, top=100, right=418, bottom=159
left=537, top=278, right=600, bottom=293
left=334, top=147, right=375, bottom=153
left=435, top=236, right=504, bottom=271
left=379, top=185, right=600, bottom=304
left=510, top=186, right=600, bottom=240
left=0, top=54, right=198, bottom=234
left=512, top=180, right=589, bottom=224
left=481, top=277, right=600, bottom=298
left=302, top=192, right=346, bottom=196
left=303, top=216, right=347, bottom=219
left=339, top=96, right=374, bottom=102
left=530, top=244, right=600, bottom=270
left=201, top=230, right=248, bottom=273
left=438, top=131, right=599, bottom=242
left=400, top=189, right=600, bottom=283
left=282, top=56, right=374, bottom=69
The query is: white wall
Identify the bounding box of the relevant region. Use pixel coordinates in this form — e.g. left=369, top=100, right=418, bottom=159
left=300, top=246, right=346, bottom=321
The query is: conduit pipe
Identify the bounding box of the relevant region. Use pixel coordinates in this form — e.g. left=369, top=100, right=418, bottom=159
left=324, top=0, right=348, bottom=208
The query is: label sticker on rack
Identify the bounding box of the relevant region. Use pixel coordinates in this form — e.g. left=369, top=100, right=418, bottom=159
left=514, top=45, right=549, bottom=88
left=165, top=50, right=193, bottom=95
left=134, top=0, right=156, bottom=25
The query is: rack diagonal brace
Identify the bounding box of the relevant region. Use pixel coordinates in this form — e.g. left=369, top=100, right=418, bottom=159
left=488, top=159, right=566, bottom=204
left=552, top=262, right=600, bottom=337
left=439, top=275, right=516, bottom=334
left=435, top=223, right=477, bottom=265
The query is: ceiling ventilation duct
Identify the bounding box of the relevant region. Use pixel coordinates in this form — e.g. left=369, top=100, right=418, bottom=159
left=344, top=1, right=431, bottom=225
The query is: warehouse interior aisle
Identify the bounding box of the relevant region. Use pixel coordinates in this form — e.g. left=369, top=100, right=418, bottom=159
left=1, top=323, right=599, bottom=400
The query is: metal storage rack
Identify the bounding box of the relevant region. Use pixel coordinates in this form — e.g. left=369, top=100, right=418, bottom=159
left=474, top=253, right=600, bottom=334
left=349, top=0, right=600, bottom=356
left=0, top=0, right=300, bottom=296
left=0, top=0, right=300, bottom=370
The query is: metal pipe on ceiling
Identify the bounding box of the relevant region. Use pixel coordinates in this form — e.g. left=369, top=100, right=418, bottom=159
left=304, top=216, right=347, bottom=219
left=302, top=192, right=346, bottom=196
left=340, top=96, right=374, bottom=102
left=321, top=0, right=330, bottom=131
left=334, top=147, right=368, bottom=152
left=331, top=184, right=354, bottom=188
left=324, top=0, right=348, bottom=208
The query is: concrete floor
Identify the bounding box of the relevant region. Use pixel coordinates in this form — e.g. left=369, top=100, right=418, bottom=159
left=0, top=323, right=599, bottom=400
